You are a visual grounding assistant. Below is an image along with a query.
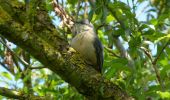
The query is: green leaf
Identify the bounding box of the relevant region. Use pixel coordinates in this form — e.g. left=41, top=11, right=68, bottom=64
left=1, top=72, right=12, bottom=80
left=106, top=14, right=115, bottom=23
left=154, top=34, right=170, bottom=43
left=140, top=24, right=155, bottom=36
left=160, top=65, right=170, bottom=78
left=157, top=91, right=170, bottom=99
left=67, top=0, right=78, bottom=5
left=15, top=72, right=22, bottom=81
left=150, top=18, right=158, bottom=25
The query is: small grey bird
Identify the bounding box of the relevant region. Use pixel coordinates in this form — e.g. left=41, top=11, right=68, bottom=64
left=70, top=20, right=103, bottom=73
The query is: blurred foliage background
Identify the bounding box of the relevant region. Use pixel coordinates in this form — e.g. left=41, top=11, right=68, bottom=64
left=0, top=0, right=170, bottom=99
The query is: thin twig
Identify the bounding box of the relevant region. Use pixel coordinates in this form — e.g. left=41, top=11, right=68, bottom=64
left=52, top=0, right=74, bottom=29
left=76, top=0, right=82, bottom=19
left=30, top=66, right=46, bottom=69
left=104, top=46, right=120, bottom=58
left=0, top=38, right=29, bottom=66
left=153, top=39, right=170, bottom=65
left=142, top=39, right=169, bottom=91
left=96, top=24, right=106, bottom=34
left=153, top=39, right=169, bottom=91
left=140, top=46, right=164, bottom=89
left=140, top=47, right=153, bottom=62
left=153, top=64, right=164, bottom=90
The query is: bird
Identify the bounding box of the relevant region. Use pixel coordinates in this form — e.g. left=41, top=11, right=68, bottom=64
left=70, top=20, right=103, bottom=73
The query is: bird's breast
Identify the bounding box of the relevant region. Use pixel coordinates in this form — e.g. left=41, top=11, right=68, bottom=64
left=71, top=32, right=97, bottom=65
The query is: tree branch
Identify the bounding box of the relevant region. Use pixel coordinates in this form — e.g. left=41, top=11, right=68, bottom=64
left=0, top=87, right=47, bottom=99
left=140, top=38, right=170, bottom=91
left=152, top=39, right=170, bottom=91
left=0, top=19, right=132, bottom=100
left=0, top=87, right=23, bottom=99
left=0, top=0, right=132, bottom=99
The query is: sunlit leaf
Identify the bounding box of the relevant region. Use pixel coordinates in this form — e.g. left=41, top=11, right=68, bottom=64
left=1, top=72, right=12, bottom=80
left=157, top=91, right=170, bottom=99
